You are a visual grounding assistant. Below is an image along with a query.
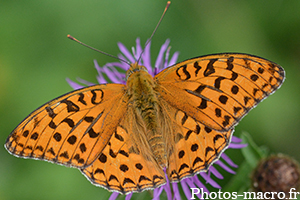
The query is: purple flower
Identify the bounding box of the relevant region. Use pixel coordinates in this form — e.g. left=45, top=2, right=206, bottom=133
left=67, top=38, right=247, bottom=200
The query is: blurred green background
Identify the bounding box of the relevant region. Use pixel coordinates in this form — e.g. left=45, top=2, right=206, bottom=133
left=1, top=1, right=300, bottom=200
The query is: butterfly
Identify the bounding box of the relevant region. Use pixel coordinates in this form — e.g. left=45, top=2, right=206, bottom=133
left=5, top=51, right=285, bottom=194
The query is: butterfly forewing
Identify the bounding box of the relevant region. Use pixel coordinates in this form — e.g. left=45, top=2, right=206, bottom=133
left=155, top=53, right=285, bottom=132
left=5, top=84, right=128, bottom=168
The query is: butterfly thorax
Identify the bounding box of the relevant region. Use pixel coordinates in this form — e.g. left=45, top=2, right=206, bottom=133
left=126, top=63, right=167, bottom=167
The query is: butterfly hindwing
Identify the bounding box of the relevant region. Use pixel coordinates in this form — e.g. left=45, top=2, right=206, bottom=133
left=82, top=106, right=166, bottom=194
left=158, top=99, right=233, bottom=181
left=5, top=84, right=128, bottom=168
left=167, top=109, right=233, bottom=181
left=155, top=53, right=285, bottom=132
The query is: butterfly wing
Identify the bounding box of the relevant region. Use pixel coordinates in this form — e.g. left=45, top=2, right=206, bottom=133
left=155, top=53, right=285, bottom=181
left=5, top=84, right=128, bottom=168
left=81, top=106, right=166, bottom=194
left=155, top=53, right=285, bottom=132
left=157, top=98, right=232, bottom=182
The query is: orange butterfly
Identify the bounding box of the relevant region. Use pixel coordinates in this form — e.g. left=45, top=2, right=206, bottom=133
left=5, top=52, right=285, bottom=194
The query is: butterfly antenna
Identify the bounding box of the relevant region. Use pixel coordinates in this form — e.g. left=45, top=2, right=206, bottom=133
left=67, top=35, right=131, bottom=65
left=137, top=1, right=171, bottom=63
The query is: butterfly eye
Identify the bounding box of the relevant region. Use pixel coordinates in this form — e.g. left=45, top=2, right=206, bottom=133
left=126, top=70, right=133, bottom=80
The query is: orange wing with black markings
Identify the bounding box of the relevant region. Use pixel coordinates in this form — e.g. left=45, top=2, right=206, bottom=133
left=5, top=84, right=128, bottom=168
left=81, top=109, right=166, bottom=194
left=155, top=53, right=285, bottom=132
left=154, top=53, right=284, bottom=181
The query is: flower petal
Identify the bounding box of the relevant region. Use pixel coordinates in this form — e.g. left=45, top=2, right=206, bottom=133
left=229, top=143, right=248, bottom=149
left=185, top=178, right=203, bottom=200
left=172, top=182, right=181, bottom=200
left=108, top=192, right=119, bottom=200
left=208, top=166, right=224, bottom=179
left=94, top=60, right=108, bottom=84
left=118, top=42, right=135, bottom=63
left=200, top=173, right=221, bottom=189
left=192, top=175, right=209, bottom=193
left=181, top=180, right=192, bottom=200
left=231, top=136, right=242, bottom=143
left=125, top=192, right=132, bottom=200
left=153, top=186, right=164, bottom=200
left=163, top=168, right=172, bottom=200
left=66, top=78, right=84, bottom=90
left=135, top=38, right=143, bottom=60
left=155, top=39, right=170, bottom=71
left=215, top=160, right=236, bottom=174
left=221, top=153, right=238, bottom=168
left=168, top=51, right=179, bottom=67
left=76, top=77, right=95, bottom=86
left=102, top=65, right=124, bottom=84
left=141, top=40, right=152, bottom=73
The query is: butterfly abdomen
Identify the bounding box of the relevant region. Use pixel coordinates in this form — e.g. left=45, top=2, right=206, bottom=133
left=126, top=64, right=167, bottom=167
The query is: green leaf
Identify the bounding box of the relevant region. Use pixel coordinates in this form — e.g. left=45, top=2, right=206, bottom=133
left=224, top=132, right=270, bottom=194
left=240, top=132, right=268, bottom=169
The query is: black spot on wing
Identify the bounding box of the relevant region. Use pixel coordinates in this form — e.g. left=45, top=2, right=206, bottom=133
left=193, top=61, right=202, bottom=75
left=203, top=59, right=217, bottom=77
left=67, top=135, right=77, bottom=145
left=226, top=56, right=234, bottom=70
left=23, top=130, right=29, bottom=137
left=205, top=146, right=214, bottom=157
left=46, top=107, right=56, bottom=118
left=181, top=113, right=188, bottom=125
left=123, top=178, right=135, bottom=185
left=178, top=163, right=189, bottom=173
left=120, top=164, right=129, bottom=172
left=230, top=72, right=238, bottom=81
left=219, top=95, right=228, bottom=104
left=194, top=85, right=206, bottom=94
left=53, top=132, right=62, bottom=142
left=79, top=143, right=87, bottom=153
left=178, top=150, right=185, bottom=159
left=84, top=116, right=94, bottom=122
left=250, top=74, right=259, bottom=81
left=231, top=85, right=239, bottom=95
left=91, top=89, right=104, bottom=105
left=114, top=131, right=124, bottom=142
left=135, top=163, right=143, bottom=170
left=88, top=128, right=99, bottom=138
left=185, top=130, right=192, bottom=141
left=176, top=64, right=191, bottom=80
left=198, top=98, right=207, bottom=109
left=49, top=121, right=57, bottom=129
left=119, top=150, right=129, bottom=157
left=61, top=99, right=79, bottom=112
left=30, top=132, right=38, bottom=140
left=193, top=157, right=203, bottom=167
left=214, top=77, right=225, bottom=89
left=78, top=93, right=87, bottom=105
left=62, top=118, right=75, bottom=128
left=98, top=153, right=107, bottom=163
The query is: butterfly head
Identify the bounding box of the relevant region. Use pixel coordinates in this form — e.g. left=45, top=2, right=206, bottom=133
left=126, top=62, right=149, bottom=81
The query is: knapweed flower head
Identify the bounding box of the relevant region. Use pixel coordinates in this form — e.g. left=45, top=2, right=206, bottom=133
left=67, top=38, right=247, bottom=200
left=252, top=154, right=300, bottom=198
